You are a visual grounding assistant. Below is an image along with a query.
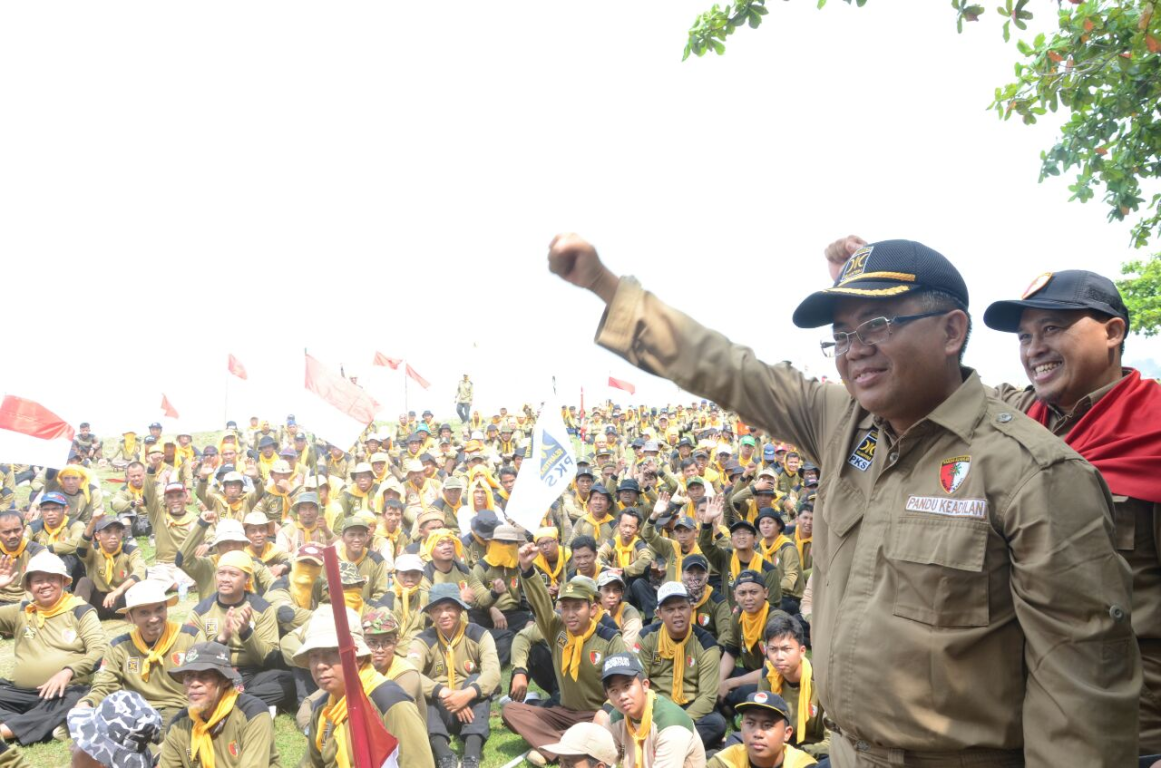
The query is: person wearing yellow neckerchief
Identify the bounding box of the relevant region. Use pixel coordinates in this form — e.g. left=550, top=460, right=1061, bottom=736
left=361, top=606, right=426, bottom=716
left=48, top=464, right=101, bottom=525
left=240, top=512, right=289, bottom=578
left=755, top=509, right=805, bottom=616
left=595, top=571, right=642, bottom=648
left=603, top=651, right=706, bottom=768
left=0, top=550, right=107, bottom=744
left=531, top=527, right=571, bottom=598
left=336, top=517, right=389, bottom=604
left=194, top=466, right=264, bottom=523
left=407, top=582, right=500, bottom=768
left=718, top=570, right=777, bottom=713
left=0, top=511, right=44, bottom=605
left=254, top=434, right=279, bottom=483
left=251, top=459, right=300, bottom=525
left=159, top=640, right=280, bottom=767
left=471, top=524, right=532, bottom=658
left=275, top=492, right=336, bottom=554
left=29, top=491, right=84, bottom=570
left=636, top=582, right=727, bottom=750
left=699, top=495, right=783, bottom=612
left=757, top=613, right=830, bottom=760
left=107, top=430, right=141, bottom=468
left=295, top=607, right=432, bottom=768
left=77, top=580, right=204, bottom=723
left=597, top=509, right=652, bottom=580
left=175, top=514, right=276, bottom=601
left=707, top=691, right=818, bottom=768
left=73, top=511, right=147, bottom=619
left=563, top=466, right=596, bottom=523
left=337, top=463, right=377, bottom=521
left=573, top=483, right=616, bottom=543
left=795, top=506, right=813, bottom=576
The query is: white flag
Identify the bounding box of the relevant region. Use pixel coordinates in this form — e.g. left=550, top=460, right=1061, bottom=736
left=503, top=397, right=577, bottom=533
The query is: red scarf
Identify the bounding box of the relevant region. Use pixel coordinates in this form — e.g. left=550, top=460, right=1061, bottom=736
left=1027, top=369, right=1161, bottom=503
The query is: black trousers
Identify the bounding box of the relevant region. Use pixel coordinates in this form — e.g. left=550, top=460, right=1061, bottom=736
left=0, top=680, right=87, bottom=744
left=428, top=674, right=491, bottom=741
left=73, top=578, right=127, bottom=621
left=468, top=609, right=532, bottom=667
left=527, top=641, right=560, bottom=700
left=238, top=667, right=295, bottom=711
left=630, top=579, right=659, bottom=623
left=689, top=709, right=728, bottom=749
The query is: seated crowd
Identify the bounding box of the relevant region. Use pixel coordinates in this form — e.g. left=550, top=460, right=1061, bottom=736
left=0, top=402, right=823, bottom=767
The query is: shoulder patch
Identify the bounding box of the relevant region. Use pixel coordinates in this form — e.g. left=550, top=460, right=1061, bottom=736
left=110, top=632, right=133, bottom=648
left=367, top=551, right=384, bottom=564
left=595, top=622, right=622, bottom=642
left=235, top=693, right=269, bottom=720
left=124, top=541, right=138, bottom=554
left=180, top=624, right=201, bottom=638
left=416, top=627, right=438, bottom=647
left=638, top=622, right=661, bottom=641
left=270, top=576, right=289, bottom=591
left=691, top=625, right=718, bottom=651
left=246, top=593, right=272, bottom=611
left=464, top=623, right=488, bottom=644
left=27, top=541, right=45, bottom=555
left=192, top=595, right=218, bottom=615
left=369, top=679, right=414, bottom=712
left=73, top=603, right=96, bottom=620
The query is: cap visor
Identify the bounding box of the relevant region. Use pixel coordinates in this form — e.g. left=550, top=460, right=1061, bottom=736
left=983, top=297, right=1117, bottom=332
left=792, top=282, right=919, bottom=328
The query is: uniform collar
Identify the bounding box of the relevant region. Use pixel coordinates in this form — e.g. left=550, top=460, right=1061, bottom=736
left=870, top=367, right=985, bottom=444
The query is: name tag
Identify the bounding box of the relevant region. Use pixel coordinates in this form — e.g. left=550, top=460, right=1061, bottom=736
left=905, top=496, right=988, bottom=519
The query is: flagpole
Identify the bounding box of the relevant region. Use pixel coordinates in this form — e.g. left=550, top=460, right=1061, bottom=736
left=323, top=545, right=376, bottom=768
left=223, top=363, right=229, bottom=428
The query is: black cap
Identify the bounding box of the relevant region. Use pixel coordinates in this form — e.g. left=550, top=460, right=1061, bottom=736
left=757, top=507, right=786, bottom=530
left=729, top=519, right=758, bottom=535
left=590, top=485, right=614, bottom=504
left=149, top=422, right=162, bottom=430
left=733, top=569, right=765, bottom=588
left=576, top=467, right=595, bottom=479
left=792, top=240, right=969, bottom=328
left=736, top=691, right=792, bottom=721
left=617, top=479, right=641, bottom=494
left=681, top=553, right=709, bottom=572
left=983, top=269, right=1130, bottom=333
left=601, top=652, right=645, bottom=682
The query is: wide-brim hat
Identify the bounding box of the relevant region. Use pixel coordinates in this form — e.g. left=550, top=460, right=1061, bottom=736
left=293, top=608, right=372, bottom=667
left=23, top=550, right=72, bottom=588
left=169, top=641, right=242, bottom=685
left=492, top=524, right=521, bottom=543
left=67, top=691, right=163, bottom=768
left=117, top=580, right=179, bottom=615
left=425, top=582, right=471, bottom=612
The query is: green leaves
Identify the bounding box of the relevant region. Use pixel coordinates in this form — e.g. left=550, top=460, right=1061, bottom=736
left=683, top=0, right=769, bottom=61
left=1119, top=253, right=1161, bottom=336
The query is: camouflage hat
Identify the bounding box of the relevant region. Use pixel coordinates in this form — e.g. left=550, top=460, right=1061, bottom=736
left=362, top=609, right=400, bottom=636
left=339, top=559, right=367, bottom=587
left=169, top=641, right=242, bottom=685
left=67, top=690, right=163, bottom=768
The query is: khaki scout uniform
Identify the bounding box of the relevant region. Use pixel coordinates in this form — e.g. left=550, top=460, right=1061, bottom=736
left=597, top=536, right=654, bottom=578
left=697, top=526, right=782, bottom=611
left=571, top=513, right=615, bottom=544
left=421, top=561, right=490, bottom=611
left=305, top=677, right=434, bottom=768
left=636, top=623, right=722, bottom=724
left=407, top=620, right=501, bottom=740
left=371, top=587, right=430, bottom=651
left=194, top=479, right=264, bottom=522
left=80, top=624, right=205, bottom=720
left=56, top=485, right=102, bottom=526
left=0, top=542, right=46, bottom=605
left=29, top=518, right=85, bottom=558
left=595, top=278, right=1140, bottom=764
left=338, top=549, right=389, bottom=604
left=690, top=587, right=731, bottom=637
left=158, top=692, right=281, bottom=768
left=641, top=522, right=702, bottom=582
left=758, top=663, right=831, bottom=759
left=75, top=535, right=147, bottom=592
left=993, top=372, right=1161, bottom=751
left=147, top=497, right=198, bottom=566
left=607, top=692, right=706, bottom=768
left=186, top=593, right=292, bottom=709
left=0, top=599, right=107, bottom=688
left=174, top=519, right=273, bottom=600
left=109, top=481, right=152, bottom=521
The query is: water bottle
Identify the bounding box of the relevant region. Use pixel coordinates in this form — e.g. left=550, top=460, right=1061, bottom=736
left=178, top=581, right=188, bottom=601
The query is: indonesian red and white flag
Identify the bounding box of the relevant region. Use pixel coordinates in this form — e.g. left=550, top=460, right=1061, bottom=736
left=371, top=352, right=403, bottom=370
left=302, top=354, right=382, bottom=449
left=227, top=354, right=248, bottom=380
left=405, top=364, right=431, bottom=390
left=160, top=394, right=180, bottom=419
left=0, top=394, right=76, bottom=469
left=608, top=375, right=636, bottom=395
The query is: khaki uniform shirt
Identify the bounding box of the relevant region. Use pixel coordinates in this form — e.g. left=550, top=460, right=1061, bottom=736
left=595, top=277, right=1140, bottom=763
left=159, top=692, right=281, bottom=768
left=421, top=560, right=489, bottom=610
left=572, top=514, right=616, bottom=545
left=521, top=567, right=626, bottom=711
left=76, top=535, right=147, bottom=592
left=175, top=520, right=273, bottom=600
left=407, top=621, right=501, bottom=701
left=0, top=542, right=46, bottom=604
left=80, top=624, right=205, bottom=715
left=29, top=518, right=85, bottom=558
left=338, top=549, right=389, bottom=604
left=0, top=599, right=107, bottom=688
left=758, top=662, right=831, bottom=758
left=187, top=593, right=282, bottom=670
left=597, top=536, right=654, bottom=578
left=194, top=479, right=265, bottom=522
left=306, top=677, right=434, bottom=768
left=636, top=623, right=721, bottom=720
left=689, top=587, right=731, bottom=638
left=471, top=561, right=528, bottom=613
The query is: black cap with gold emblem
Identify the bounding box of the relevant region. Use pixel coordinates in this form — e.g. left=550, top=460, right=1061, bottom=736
left=983, top=269, right=1130, bottom=333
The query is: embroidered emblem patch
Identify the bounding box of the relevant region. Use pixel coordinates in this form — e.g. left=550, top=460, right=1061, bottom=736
left=905, top=496, right=988, bottom=519
left=698, top=614, right=710, bottom=627
left=687, top=655, right=696, bottom=668
left=840, top=246, right=874, bottom=283
left=185, top=649, right=200, bottom=663
left=62, top=629, right=77, bottom=644
left=754, top=692, right=769, bottom=704
left=939, top=456, right=971, bottom=494
left=510, top=576, right=519, bottom=590
left=172, top=652, right=186, bottom=666
left=127, top=657, right=141, bottom=673
left=847, top=429, right=878, bottom=472
left=204, top=620, right=218, bottom=636
left=228, top=742, right=239, bottom=757
left=589, top=651, right=603, bottom=666
left=464, top=660, right=476, bottom=673
left=1022, top=272, right=1054, bottom=299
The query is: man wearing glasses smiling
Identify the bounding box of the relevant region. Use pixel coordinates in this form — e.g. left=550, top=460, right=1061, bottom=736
left=547, top=233, right=1140, bottom=766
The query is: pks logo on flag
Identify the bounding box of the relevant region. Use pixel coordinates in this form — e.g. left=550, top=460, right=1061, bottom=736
left=503, top=396, right=577, bottom=534
left=538, top=430, right=575, bottom=488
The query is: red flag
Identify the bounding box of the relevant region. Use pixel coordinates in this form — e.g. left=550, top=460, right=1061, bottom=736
left=227, top=354, right=248, bottom=380
left=160, top=394, right=180, bottom=418
left=608, top=376, right=636, bottom=396
left=304, top=354, right=382, bottom=449
left=0, top=394, right=75, bottom=468
left=323, top=546, right=400, bottom=767
left=405, top=364, right=430, bottom=390
left=372, top=352, right=403, bottom=370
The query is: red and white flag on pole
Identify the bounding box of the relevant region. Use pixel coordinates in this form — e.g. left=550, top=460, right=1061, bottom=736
left=371, top=352, right=403, bottom=370
left=608, top=375, right=636, bottom=396
left=227, top=354, right=248, bottom=380
left=0, top=394, right=76, bottom=468
left=160, top=394, right=180, bottom=419
left=405, top=364, right=431, bottom=390
left=302, top=353, right=382, bottom=449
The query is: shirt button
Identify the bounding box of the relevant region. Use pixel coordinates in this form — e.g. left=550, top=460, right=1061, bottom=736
left=1110, top=605, right=1127, bottom=622
left=996, top=412, right=1013, bottom=423
left=856, top=740, right=870, bottom=751
left=888, top=452, right=898, bottom=463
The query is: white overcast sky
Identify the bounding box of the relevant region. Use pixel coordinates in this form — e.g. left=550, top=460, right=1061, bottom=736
left=4, top=1, right=1159, bottom=434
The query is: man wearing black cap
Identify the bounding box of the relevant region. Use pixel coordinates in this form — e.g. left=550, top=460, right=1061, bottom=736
left=572, top=485, right=616, bottom=544
left=549, top=232, right=1139, bottom=764
left=602, top=652, right=706, bottom=767
left=564, top=467, right=597, bottom=522
left=709, top=691, right=818, bottom=768
left=699, top=497, right=781, bottom=612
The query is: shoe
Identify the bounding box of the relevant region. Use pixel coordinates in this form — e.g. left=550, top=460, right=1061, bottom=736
left=436, top=757, right=459, bottom=768
left=525, top=750, right=547, bottom=767
left=52, top=724, right=69, bottom=742
left=462, top=758, right=480, bottom=768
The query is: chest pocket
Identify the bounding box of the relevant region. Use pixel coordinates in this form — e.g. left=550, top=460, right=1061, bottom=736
left=1111, top=495, right=1137, bottom=553
left=887, top=517, right=989, bottom=628
left=813, top=476, right=865, bottom=579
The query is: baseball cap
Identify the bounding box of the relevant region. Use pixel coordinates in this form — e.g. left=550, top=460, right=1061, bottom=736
left=740, top=436, right=757, bottom=447
left=983, top=269, right=1131, bottom=333
left=681, top=553, right=709, bottom=572
left=560, top=578, right=598, bottom=601
left=736, top=691, right=793, bottom=721
left=792, top=240, right=970, bottom=328
left=657, top=581, right=691, bottom=606
left=763, top=445, right=777, bottom=460
left=148, top=422, right=162, bottom=430
left=601, top=652, right=645, bottom=682
left=95, top=515, right=125, bottom=532
left=730, top=519, right=758, bottom=535
left=596, top=571, right=625, bottom=589
left=673, top=516, right=697, bottom=530
left=393, top=553, right=425, bottom=573
left=734, top=569, right=765, bottom=588
left=39, top=491, right=67, bottom=508
left=295, top=544, right=325, bottom=563
left=541, top=722, right=619, bottom=765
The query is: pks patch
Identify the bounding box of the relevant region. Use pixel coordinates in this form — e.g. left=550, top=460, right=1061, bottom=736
left=228, top=742, right=239, bottom=757
left=839, top=246, right=874, bottom=283
left=905, top=496, right=988, bottom=519
left=465, top=660, right=476, bottom=673
left=687, top=655, right=696, bottom=668
left=847, top=429, right=878, bottom=472
left=589, top=651, right=603, bottom=666
left=698, top=614, right=710, bottom=627
left=172, top=652, right=186, bottom=666
left=127, top=657, right=141, bottom=673
left=939, top=456, right=971, bottom=494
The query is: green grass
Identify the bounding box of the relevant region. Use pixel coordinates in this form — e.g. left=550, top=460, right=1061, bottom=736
left=4, top=440, right=541, bottom=767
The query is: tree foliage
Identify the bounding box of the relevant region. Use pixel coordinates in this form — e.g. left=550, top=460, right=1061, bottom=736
left=686, top=0, right=1161, bottom=335
left=1119, top=255, right=1161, bottom=336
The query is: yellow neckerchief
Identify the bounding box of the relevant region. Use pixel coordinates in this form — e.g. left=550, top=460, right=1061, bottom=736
left=58, top=467, right=93, bottom=504
left=266, top=484, right=292, bottom=521
left=393, top=582, right=418, bottom=626
left=258, top=452, right=277, bottom=476
left=250, top=542, right=279, bottom=564
left=347, top=484, right=372, bottom=514
left=421, top=530, right=464, bottom=562
left=764, top=533, right=792, bottom=562
left=561, top=617, right=599, bottom=681
left=24, top=593, right=83, bottom=629
left=613, top=535, right=640, bottom=568
left=0, top=538, right=27, bottom=559
left=657, top=625, right=692, bottom=704
left=581, top=511, right=609, bottom=536
left=729, top=549, right=766, bottom=582
left=125, top=483, right=144, bottom=502
left=130, top=620, right=180, bottom=682
left=768, top=655, right=814, bottom=746
left=295, top=520, right=321, bottom=544
left=741, top=601, right=771, bottom=653
left=101, top=541, right=124, bottom=584
left=165, top=511, right=195, bottom=530
left=379, top=525, right=401, bottom=554
left=625, top=690, right=656, bottom=768
left=42, top=518, right=69, bottom=545
left=596, top=601, right=626, bottom=628
left=795, top=526, right=812, bottom=566
left=189, top=687, right=240, bottom=768
left=175, top=445, right=195, bottom=467
left=316, top=662, right=387, bottom=768
left=484, top=540, right=518, bottom=569
left=122, top=434, right=138, bottom=456
left=298, top=446, right=311, bottom=467
left=289, top=561, right=321, bottom=609
left=671, top=540, right=701, bottom=576
left=692, top=585, right=714, bottom=614
left=533, top=550, right=566, bottom=586
left=438, top=619, right=467, bottom=690
left=343, top=587, right=365, bottom=614
left=373, top=466, right=389, bottom=484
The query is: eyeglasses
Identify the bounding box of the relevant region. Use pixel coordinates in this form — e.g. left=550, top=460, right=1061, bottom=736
left=821, top=311, right=949, bottom=358
left=365, top=636, right=397, bottom=650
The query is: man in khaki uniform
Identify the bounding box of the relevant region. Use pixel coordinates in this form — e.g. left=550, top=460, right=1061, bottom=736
left=73, top=510, right=147, bottom=618
left=548, top=233, right=1140, bottom=764
left=0, top=511, right=46, bottom=605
